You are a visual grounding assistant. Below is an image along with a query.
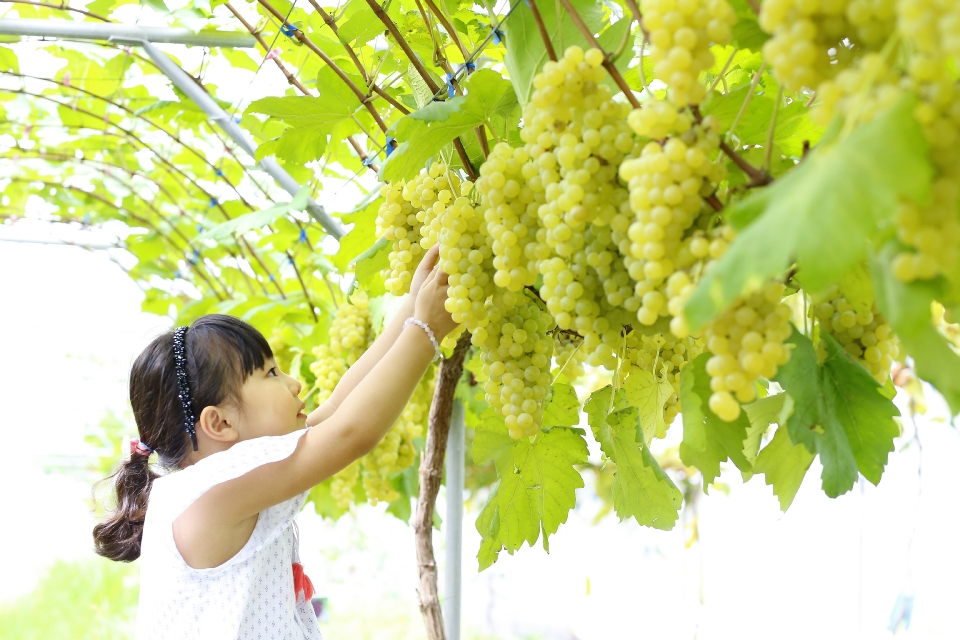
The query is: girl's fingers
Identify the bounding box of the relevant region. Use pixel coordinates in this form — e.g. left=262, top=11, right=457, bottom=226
left=418, top=244, right=440, bottom=272
left=436, top=270, right=449, bottom=286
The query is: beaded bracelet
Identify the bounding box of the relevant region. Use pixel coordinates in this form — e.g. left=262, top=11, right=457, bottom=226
left=403, top=317, right=441, bottom=362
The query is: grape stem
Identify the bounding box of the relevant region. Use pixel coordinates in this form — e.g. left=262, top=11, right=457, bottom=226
left=555, top=0, right=642, bottom=109
left=415, top=332, right=472, bottom=640
left=744, top=0, right=761, bottom=14
left=528, top=0, right=558, bottom=62
left=621, top=0, right=651, bottom=41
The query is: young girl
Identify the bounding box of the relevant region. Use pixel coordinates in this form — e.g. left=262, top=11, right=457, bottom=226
left=93, top=244, right=458, bottom=639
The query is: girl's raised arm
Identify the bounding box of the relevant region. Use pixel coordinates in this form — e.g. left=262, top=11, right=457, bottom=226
left=176, top=263, right=459, bottom=558
left=306, top=244, right=441, bottom=426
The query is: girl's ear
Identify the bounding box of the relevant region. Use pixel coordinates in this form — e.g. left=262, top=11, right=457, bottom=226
left=197, top=405, right=240, bottom=444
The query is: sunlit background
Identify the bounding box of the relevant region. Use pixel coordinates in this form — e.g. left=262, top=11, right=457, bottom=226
left=2, top=0, right=959, bottom=638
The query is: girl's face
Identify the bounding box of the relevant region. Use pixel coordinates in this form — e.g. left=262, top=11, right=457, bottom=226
left=232, top=358, right=307, bottom=440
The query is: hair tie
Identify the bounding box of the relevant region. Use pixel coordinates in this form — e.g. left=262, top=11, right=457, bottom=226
left=122, top=436, right=154, bottom=462
left=173, top=326, right=199, bottom=451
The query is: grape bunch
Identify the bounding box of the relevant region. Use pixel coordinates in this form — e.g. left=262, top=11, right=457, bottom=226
left=617, top=103, right=726, bottom=330
left=553, top=335, right=587, bottom=384
left=377, top=163, right=463, bottom=295
left=330, top=460, right=360, bottom=509
left=703, top=282, right=793, bottom=422
left=759, top=0, right=892, bottom=93
left=812, top=285, right=900, bottom=383
left=641, top=0, right=737, bottom=105
left=328, top=291, right=375, bottom=365
left=309, top=344, right=348, bottom=405
left=475, top=292, right=555, bottom=439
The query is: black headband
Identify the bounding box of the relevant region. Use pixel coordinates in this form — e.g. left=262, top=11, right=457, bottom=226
left=172, top=326, right=199, bottom=451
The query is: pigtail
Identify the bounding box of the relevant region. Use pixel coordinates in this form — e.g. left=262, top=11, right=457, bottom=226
left=93, top=453, right=158, bottom=562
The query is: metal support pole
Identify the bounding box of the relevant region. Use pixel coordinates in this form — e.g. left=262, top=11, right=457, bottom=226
left=136, top=41, right=345, bottom=239
left=443, top=398, right=465, bottom=640
left=0, top=19, right=256, bottom=48
left=0, top=19, right=347, bottom=240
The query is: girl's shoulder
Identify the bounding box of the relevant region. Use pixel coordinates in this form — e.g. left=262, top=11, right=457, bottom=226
left=152, top=428, right=310, bottom=515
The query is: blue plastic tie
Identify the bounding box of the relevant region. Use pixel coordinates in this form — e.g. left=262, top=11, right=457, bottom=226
left=299, top=228, right=308, bottom=243
left=209, top=197, right=218, bottom=207
left=214, top=168, right=225, bottom=178
left=280, top=23, right=299, bottom=38
left=269, top=273, right=276, bottom=282
left=83, top=213, right=91, bottom=225
left=464, top=62, right=476, bottom=74
left=175, top=269, right=181, bottom=279
left=362, top=156, right=374, bottom=167
left=385, top=136, right=396, bottom=158
left=234, top=117, right=242, bottom=124
left=445, top=72, right=455, bottom=98
left=196, top=223, right=203, bottom=232
left=288, top=255, right=295, bottom=266
left=492, top=28, right=504, bottom=45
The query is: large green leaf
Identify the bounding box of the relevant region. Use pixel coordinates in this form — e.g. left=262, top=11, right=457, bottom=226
left=871, top=243, right=960, bottom=414
left=753, top=424, right=815, bottom=511
left=623, top=368, right=674, bottom=443
left=685, top=96, right=933, bottom=330
left=474, top=411, right=588, bottom=570
left=774, top=330, right=900, bottom=497
left=678, top=354, right=752, bottom=490
left=333, top=197, right=382, bottom=272
left=741, top=392, right=794, bottom=469
left=382, top=69, right=519, bottom=181
left=584, top=386, right=682, bottom=530
left=542, top=383, right=581, bottom=429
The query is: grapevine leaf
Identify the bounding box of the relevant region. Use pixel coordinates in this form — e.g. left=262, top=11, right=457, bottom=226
left=473, top=410, right=587, bottom=569
left=542, top=384, right=581, bottom=429
left=193, top=187, right=310, bottom=242
left=502, top=0, right=604, bottom=106
left=333, top=197, right=381, bottom=272
left=383, top=69, right=518, bottom=181
left=753, top=424, right=816, bottom=511
left=679, top=354, right=752, bottom=490
left=246, top=75, right=361, bottom=128
left=741, top=392, right=794, bottom=468
left=354, top=237, right=389, bottom=297
left=0, top=45, right=18, bottom=73
left=774, top=329, right=900, bottom=497
left=686, top=95, right=932, bottom=330
left=623, top=368, right=674, bottom=443
left=871, top=243, right=960, bottom=414
left=585, top=387, right=682, bottom=530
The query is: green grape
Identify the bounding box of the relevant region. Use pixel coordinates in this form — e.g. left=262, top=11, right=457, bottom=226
left=439, top=194, right=496, bottom=332
left=476, top=293, right=555, bottom=439
left=641, top=0, right=737, bottom=105
left=759, top=0, right=885, bottom=93
left=812, top=285, right=901, bottom=383
left=330, top=460, right=360, bottom=509
left=475, top=143, right=541, bottom=292
left=702, top=282, right=793, bottom=422
left=553, top=335, right=587, bottom=384
left=329, top=291, right=374, bottom=365
left=309, top=344, right=347, bottom=405
left=617, top=104, right=725, bottom=330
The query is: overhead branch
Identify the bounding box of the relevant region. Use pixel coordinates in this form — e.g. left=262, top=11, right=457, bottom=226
left=257, top=0, right=390, bottom=133
left=555, top=0, right=641, bottom=108
left=528, top=0, right=558, bottom=62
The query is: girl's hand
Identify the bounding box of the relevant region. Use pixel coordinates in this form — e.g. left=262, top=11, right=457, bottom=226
left=409, top=244, right=440, bottom=298
left=413, top=264, right=459, bottom=341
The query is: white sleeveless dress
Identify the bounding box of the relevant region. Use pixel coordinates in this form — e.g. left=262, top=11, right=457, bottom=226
left=134, top=428, right=323, bottom=640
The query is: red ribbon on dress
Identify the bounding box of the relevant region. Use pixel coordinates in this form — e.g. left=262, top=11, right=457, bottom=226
left=292, top=562, right=315, bottom=604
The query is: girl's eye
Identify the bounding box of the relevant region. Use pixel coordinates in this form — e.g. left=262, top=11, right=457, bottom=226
left=268, top=367, right=278, bottom=377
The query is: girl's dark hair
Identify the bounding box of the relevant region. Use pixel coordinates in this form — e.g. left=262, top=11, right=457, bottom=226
left=93, top=314, right=273, bottom=562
